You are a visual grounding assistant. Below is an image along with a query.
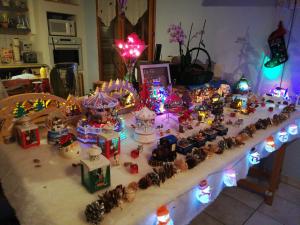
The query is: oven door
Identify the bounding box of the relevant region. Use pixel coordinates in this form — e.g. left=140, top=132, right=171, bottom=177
left=49, top=45, right=83, bottom=70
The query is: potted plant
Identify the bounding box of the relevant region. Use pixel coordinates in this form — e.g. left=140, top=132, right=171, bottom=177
left=167, top=21, right=214, bottom=85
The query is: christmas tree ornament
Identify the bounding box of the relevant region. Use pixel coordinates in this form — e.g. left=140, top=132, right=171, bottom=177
left=264, top=21, right=288, bottom=68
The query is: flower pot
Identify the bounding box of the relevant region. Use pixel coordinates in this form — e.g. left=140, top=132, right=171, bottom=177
left=1, top=22, right=8, bottom=29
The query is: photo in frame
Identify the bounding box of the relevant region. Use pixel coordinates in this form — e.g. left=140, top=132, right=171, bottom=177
left=140, top=63, right=171, bottom=87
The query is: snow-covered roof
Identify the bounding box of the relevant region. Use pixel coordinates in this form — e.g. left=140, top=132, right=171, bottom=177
left=83, top=88, right=119, bottom=109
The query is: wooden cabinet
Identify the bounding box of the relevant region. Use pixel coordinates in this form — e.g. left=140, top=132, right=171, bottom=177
left=0, top=0, right=30, bottom=35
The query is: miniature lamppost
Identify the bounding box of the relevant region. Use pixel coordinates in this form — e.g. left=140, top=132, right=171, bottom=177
left=265, top=136, right=276, bottom=153
left=80, top=146, right=111, bottom=193
left=288, top=124, right=298, bottom=135
left=15, top=116, right=40, bottom=149
left=156, top=205, right=174, bottom=225
left=248, top=148, right=260, bottom=165
left=223, top=169, right=237, bottom=187
left=197, top=180, right=211, bottom=204
left=278, top=128, right=288, bottom=143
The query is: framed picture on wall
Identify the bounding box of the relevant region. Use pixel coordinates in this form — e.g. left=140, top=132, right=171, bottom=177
left=140, top=63, right=171, bottom=87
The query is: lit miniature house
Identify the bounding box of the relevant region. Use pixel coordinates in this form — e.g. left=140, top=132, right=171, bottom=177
left=15, top=117, right=40, bottom=149
left=97, top=130, right=120, bottom=159
left=134, top=106, right=156, bottom=143
left=47, top=117, right=69, bottom=144
left=77, top=88, right=119, bottom=143
left=81, top=147, right=111, bottom=193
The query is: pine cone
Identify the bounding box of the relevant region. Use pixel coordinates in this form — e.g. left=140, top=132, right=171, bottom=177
left=85, top=200, right=105, bottom=224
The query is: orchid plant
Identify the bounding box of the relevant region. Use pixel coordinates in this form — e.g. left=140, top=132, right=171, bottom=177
left=167, top=22, right=206, bottom=69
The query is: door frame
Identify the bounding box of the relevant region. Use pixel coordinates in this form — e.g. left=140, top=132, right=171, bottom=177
left=96, top=0, right=156, bottom=80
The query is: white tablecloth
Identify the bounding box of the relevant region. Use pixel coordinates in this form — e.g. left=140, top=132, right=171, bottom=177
left=1, top=108, right=300, bottom=225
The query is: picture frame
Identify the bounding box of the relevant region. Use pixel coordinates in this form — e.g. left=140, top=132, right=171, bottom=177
left=140, top=63, right=171, bottom=87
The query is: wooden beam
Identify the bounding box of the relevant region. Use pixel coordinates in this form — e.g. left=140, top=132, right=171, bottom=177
left=96, top=0, right=104, bottom=81
left=148, top=0, right=156, bottom=61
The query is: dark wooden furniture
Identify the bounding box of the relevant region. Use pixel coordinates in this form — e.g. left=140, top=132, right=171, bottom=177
left=238, top=139, right=298, bottom=205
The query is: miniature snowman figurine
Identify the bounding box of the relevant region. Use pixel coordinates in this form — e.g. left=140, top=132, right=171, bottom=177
left=89, top=145, right=102, bottom=161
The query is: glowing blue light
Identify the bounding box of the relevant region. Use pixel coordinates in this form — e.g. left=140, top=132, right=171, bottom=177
left=238, top=81, right=249, bottom=92
left=265, top=136, right=276, bottom=153
left=196, top=180, right=211, bottom=204
left=223, top=170, right=237, bottom=187
left=262, top=56, right=284, bottom=80
left=249, top=151, right=260, bottom=165
left=288, top=124, right=298, bottom=135
left=278, top=129, right=288, bottom=143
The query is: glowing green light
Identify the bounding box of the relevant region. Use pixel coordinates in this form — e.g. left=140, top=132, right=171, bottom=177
left=262, top=56, right=284, bottom=80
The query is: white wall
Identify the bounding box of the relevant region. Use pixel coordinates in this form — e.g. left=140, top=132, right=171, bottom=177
left=156, top=0, right=277, bottom=91
left=82, top=0, right=99, bottom=92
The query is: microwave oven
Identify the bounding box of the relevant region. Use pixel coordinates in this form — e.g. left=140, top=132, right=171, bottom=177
left=48, top=19, right=76, bottom=36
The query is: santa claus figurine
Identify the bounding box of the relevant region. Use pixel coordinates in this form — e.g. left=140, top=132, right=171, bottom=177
left=156, top=205, right=173, bottom=225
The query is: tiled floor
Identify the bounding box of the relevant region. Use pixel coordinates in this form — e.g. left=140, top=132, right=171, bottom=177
left=189, top=182, right=300, bottom=225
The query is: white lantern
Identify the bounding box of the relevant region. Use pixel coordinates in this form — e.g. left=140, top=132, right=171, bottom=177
left=223, top=170, right=237, bottom=187
left=196, top=180, right=211, bottom=204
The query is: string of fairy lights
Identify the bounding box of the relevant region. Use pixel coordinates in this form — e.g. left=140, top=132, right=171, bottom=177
left=157, top=120, right=299, bottom=225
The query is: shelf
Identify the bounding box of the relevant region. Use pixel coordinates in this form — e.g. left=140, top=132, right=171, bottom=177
left=44, top=0, right=79, bottom=6
left=0, top=6, right=28, bottom=12
left=0, top=27, right=31, bottom=35
left=0, top=63, right=48, bottom=69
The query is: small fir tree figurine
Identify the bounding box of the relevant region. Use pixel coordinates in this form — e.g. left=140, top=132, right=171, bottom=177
left=33, top=99, right=45, bottom=111
left=13, top=102, right=27, bottom=118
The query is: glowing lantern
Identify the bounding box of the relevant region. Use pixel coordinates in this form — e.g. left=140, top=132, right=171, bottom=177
left=249, top=148, right=260, bottom=165
left=211, top=93, right=221, bottom=103
left=235, top=76, right=250, bottom=93
left=288, top=124, right=298, bottom=135
left=278, top=128, right=288, bottom=143
left=223, top=170, right=237, bottom=187
left=265, top=136, right=276, bottom=153
left=196, top=180, right=211, bottom=204
left=156, top=205, right=173, bottom=225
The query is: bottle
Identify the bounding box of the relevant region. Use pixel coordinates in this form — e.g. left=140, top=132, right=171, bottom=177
left=40, top=67, right=47, bottom=78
